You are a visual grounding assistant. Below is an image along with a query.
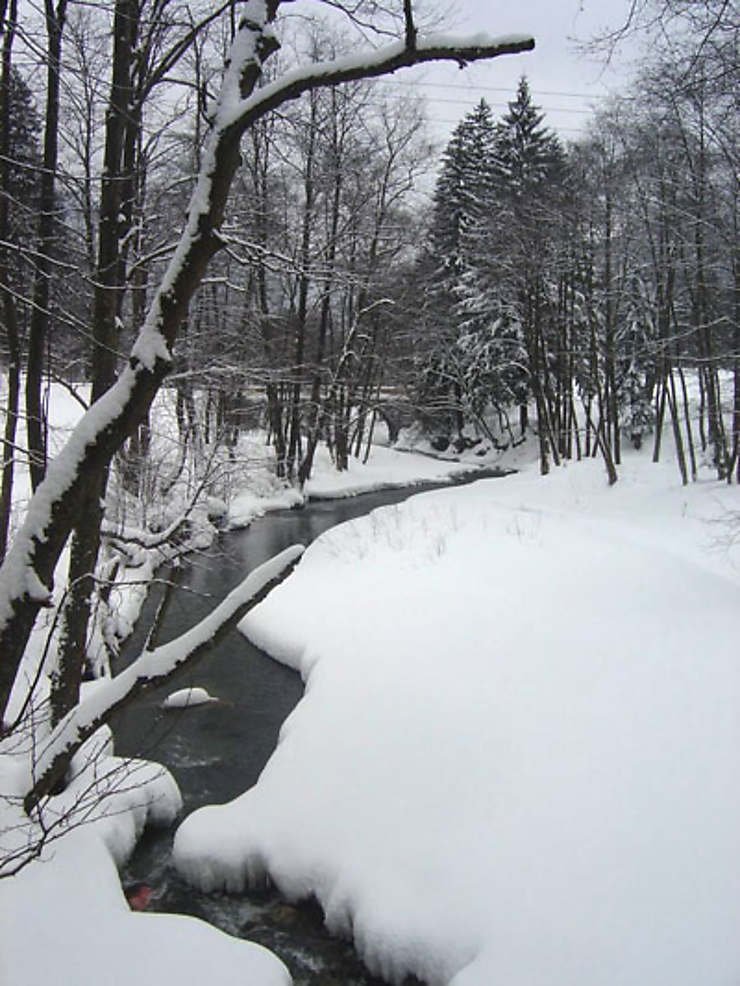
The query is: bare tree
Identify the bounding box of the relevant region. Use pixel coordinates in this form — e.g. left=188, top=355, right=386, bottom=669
left=24, top=0, right=68, bottom=491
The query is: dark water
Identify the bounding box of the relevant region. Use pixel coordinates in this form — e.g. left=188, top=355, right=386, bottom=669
left=113, top=469, right=503, bottom=985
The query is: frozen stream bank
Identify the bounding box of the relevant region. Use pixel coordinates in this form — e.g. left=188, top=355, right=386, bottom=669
left=113, top=471, right=502, bottom=986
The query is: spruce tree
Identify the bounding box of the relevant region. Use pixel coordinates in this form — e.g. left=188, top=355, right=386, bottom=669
left=428, top=99, right=497, bottom=269
left=495, top=75, right=564, bottom=194
left=454, top=78, right=566, bottom=451
left=3, top=69, right=41, bottom=265
left=413, top=84, right=567, bottom=446
left=416, top=100, right=497, bottom=434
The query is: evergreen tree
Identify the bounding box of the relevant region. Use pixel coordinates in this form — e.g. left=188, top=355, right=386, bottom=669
left=495, top=75, right=565, bottom=194
left=414, top=77, right=570, bottom=453
left=415, top=100, right=498, bottom=434
left=453, top=79, right=566, bottom=433
left=429, top=98, right=497, bottom=267
left=2, top=69, right=41, bottom=271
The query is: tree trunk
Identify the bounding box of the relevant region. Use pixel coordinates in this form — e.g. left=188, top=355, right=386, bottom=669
left=52, top=0, right=139, bottom=725
left=0, top=0, right=20, bottom=563
left=731, top=211, right=740, bottom=482
left=603, top=188, right=621, bottom=467
left=0, top=294, right=20, bottom=565
left=299, top=95, right=343, bottom=486
left=287, top=92, right=317, bottom=478
left=25, top=0, right=67, bottom=491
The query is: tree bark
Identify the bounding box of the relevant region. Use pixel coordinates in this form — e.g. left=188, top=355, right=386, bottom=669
left=52, top=0, right=141, bottom=725
left=25, top=0, right=67, bottom=491
left=0, top=0, right=19, bottom=563
left=287, top=90, right=318, bottom=478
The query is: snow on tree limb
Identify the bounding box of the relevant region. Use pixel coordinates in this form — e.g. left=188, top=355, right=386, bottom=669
left=24, top=543, right=304, bottom=813
left=224, top=32, right=535, bottom=132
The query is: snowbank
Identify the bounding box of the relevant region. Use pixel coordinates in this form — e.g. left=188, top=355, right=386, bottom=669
left=0, top=740, right=290, bottom=986
left=228, top=485, right=304, bottom=528
left=174, top=452, right=740, bottom=986
left=303, top=443, right=475, bottom=499
left=0, top=831, right=289, bottom=986
left=222, top=432, right=479, bottom=525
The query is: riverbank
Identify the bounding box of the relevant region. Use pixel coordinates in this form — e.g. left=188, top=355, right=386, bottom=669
left=224, top=436, right=495, bottom=527
left=175, top=448, right=740, bottom=986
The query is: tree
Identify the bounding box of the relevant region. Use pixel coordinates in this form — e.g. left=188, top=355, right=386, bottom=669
left=25, top=0, right=68, bottom=492
left=0, top=1, right=534, bottom=815
left=416, top=79, right=569, bottom=468
left=495, top=76, right=564, bottom=193
left=586, top=0, right=738, bottom=485
left=414, top=99, right=498, bottom=434
left=492, top=77, right=567, bottom=472
left=51, top=0, right=221, bottom=726
left=0, top=49, right=42, bottom=562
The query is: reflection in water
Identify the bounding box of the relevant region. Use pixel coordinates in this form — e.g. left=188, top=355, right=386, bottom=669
left=114, top=472, right=502, bottom=985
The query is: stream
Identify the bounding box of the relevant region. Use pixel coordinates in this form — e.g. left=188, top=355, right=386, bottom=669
left=113, top=469, right=503, bottom=986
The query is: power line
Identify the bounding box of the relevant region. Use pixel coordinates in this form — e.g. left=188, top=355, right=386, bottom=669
left=373, top=78, right=597, bottom=100
left=427, top=119, right=586, bottom=135
left=414, top=96, right=593, bottom=114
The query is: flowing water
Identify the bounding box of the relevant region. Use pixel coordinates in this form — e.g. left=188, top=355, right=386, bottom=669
left=113, top=469, right=504, bottom=985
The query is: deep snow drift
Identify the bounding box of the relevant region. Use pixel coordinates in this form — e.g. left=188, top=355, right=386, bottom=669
left=174, top=454, right=740, bottom=986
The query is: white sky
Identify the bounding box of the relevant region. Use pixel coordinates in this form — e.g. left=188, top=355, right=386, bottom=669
left=384, top=0, right=642, bottom=148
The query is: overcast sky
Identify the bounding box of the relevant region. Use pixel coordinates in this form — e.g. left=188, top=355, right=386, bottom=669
left=386, top=0, right=642, bottom=148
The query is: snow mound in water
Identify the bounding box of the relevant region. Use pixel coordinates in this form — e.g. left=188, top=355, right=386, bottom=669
left=163, top=686, right=218, bottom=709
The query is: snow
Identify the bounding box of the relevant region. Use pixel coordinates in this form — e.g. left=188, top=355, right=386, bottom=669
left=222, top=30, right=534, bottom=131
left=4, top=367, right=739, bottom=986
left=0, top=11, right=544, bottom=985
left=304, top=443, right=475, bottom=499
left=229, top=484, right=304, bottom=528
left=0, top=364, right=142, bottom=634
left=163, top=686, right=219, bottom=709
left=174, top=451, right=740, bottom=986
left=1, top=723, right=286, bottom=986
left=222, top=431, right=480, bottom=527
left=0, top=535, right=300, bottom=985
left=0, top=827, right=289, bottom=986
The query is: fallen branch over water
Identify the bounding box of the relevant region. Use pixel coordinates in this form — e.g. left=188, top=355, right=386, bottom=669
left=24, top=544, right=304, bottom=814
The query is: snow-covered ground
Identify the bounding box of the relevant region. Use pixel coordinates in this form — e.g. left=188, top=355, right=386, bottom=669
left=3, top=375, right=740, bottom=986
left=1, top=383, right=476, bottom=718
left=174, top=450, right=740, bottom=986
left=220, top=431, right=482, bottom=526
left=0, top=724, right=291, bottom=986
left=303, top=442, right=477, bottom=499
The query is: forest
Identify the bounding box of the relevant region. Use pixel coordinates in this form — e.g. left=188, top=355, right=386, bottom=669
left=0, top=2, right=738, bottom=984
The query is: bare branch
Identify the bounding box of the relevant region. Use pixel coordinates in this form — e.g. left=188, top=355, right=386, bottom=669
left=403, top=0, right=416, bottom=50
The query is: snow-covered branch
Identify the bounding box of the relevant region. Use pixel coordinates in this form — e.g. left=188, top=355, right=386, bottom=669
left=23, top=544, right=304, bottom=813
left=224, top=32, right=535, bottom=133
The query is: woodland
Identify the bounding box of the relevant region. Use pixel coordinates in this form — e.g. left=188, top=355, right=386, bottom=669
left=0, top=0, right=737, bottom=880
